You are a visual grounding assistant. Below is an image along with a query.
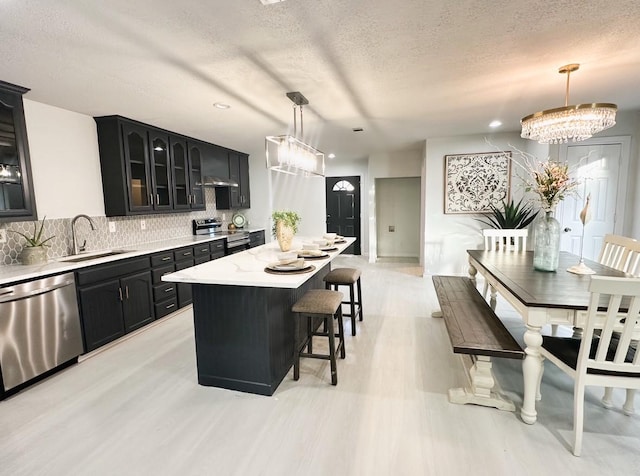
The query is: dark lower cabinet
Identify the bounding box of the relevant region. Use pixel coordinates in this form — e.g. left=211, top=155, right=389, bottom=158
left=249, top=230, right=265, bottom=248
left=76, top=257, right=153, bottom=352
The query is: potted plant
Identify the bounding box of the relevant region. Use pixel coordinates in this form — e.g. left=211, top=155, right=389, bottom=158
left=10, top=216, right=55, bottom=265
left=271, top=210, right=301, bottom=251
left=477, top=198, right=538, bottom=230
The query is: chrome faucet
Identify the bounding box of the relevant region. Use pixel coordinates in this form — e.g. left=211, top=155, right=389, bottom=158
left=71, top=214, right=97, bottom=255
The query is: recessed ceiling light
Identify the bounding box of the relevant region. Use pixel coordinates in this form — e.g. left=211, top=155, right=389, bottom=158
left=259, top=0, right=286, bottom=5
left=328, top=153, right=336, bottom=159
left=489, top=120, right=502, bottom=128
left=213, top=102, right=231, bottom=109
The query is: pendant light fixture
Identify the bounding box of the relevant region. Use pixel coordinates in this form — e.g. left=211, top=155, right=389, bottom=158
left=265, top=91, right=325, bottom=177
left=520, top=64, right=617, bottom=144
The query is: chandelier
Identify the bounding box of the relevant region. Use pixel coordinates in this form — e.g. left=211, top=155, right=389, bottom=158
left=520, top=64, right=617, bottom=144
left=266, top=91, right=325, bottom=177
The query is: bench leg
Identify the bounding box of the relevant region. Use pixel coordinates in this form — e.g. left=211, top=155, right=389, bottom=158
left=448, top=355, right=516, bottom=412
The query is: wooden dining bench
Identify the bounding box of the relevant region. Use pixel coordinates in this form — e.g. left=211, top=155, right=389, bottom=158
left=432, top=275, right=525, bottom=411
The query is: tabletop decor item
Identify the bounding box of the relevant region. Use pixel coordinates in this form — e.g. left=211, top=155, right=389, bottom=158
left=567, top=193, right=596, bottom=275
left=525, top=158, right=580, bottom=272
left=476, top=198, right=539, bottom=230
left=10, top=216, right=55, bottom=265
left=271, top=210, right=301, bottom=252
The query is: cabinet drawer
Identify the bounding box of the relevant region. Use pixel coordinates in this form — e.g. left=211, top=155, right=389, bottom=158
left=211, top=250, right=225, bottom=260
left=155, top=297, right=178, bottom=319
left=210, top=240, right=225, bottom=253
left=175, top=259, right=195, bottom=272
left=153, top=281, right=176, bottom=301
left=174, top=247, right=194, bottom=261
left=194, top=255, right=210, bottom=265
left=151, top=252, right=174, bottom=267
left=152, top=263, right=175, bottom=284
left=77, top=256, right=151, bottom=286
left=193, top=244, right=211, bottom=257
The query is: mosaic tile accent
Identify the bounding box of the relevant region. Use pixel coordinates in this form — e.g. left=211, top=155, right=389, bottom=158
left=0, top=189, right=233, bottom=265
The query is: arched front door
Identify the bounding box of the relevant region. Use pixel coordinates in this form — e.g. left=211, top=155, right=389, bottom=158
left=325, top=176, right=361, bottom=255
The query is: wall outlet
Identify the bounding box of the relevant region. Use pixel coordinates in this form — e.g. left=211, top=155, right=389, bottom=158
left=222, top=213, right=226, bottom=220
left=108, top=222, right=116, bottom=233
left=140, top=220, right=146, bottom=230
left=0, top=229, right=6, bottom=244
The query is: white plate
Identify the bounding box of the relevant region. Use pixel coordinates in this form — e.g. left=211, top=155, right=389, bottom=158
left=268, top=263, right=310, bottom=271
left=298, top=251, right=329, bottom=258
left=319, top=246, right=337, bottom=251
left=232, top=213, right=246, bottom=228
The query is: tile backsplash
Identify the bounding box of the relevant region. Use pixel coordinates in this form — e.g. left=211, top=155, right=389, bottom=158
left=0, top=189, right=236, bottom=265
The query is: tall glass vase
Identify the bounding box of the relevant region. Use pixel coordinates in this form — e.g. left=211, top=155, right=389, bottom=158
left=533, top=210, right=561, bottom=272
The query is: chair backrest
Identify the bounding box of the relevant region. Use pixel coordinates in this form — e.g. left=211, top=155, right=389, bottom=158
left=598, top=234, right=640, bottom=276
left=578, top=276, right=640, bottom=376
left=482, top=228, right=528, bottom=252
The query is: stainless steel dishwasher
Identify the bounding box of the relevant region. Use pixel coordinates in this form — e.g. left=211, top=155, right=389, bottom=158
left=0, top=272, right=83, bottom=395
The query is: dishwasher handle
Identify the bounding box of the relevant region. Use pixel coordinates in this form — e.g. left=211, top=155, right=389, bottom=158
left=0, top=278, right=75, bottom=303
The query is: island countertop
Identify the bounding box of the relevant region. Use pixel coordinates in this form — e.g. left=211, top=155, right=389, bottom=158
left=162, top=237, right=355, bottom=289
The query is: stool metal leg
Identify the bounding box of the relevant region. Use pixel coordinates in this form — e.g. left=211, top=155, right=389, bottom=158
left=357, top=277, right=363, bottom=321
left=349, top=283, right=356, bottom=336
left=337, top=307, right=345, bottom=359
left=327, top=313, right=337, bottom=385
left=293, top=313, right=301, bottom=380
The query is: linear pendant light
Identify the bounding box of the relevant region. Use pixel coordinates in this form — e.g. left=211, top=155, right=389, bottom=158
left=265, top=91, right=325, bottom=177
left=520, top=64, right=617, bottom=144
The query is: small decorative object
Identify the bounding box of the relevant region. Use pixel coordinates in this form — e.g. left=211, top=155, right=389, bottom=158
left=524, top=158, right=580, bottom=272
left=444, top=151, right=511, bottom=214
left=567, top=193, right=596, bottom=275
left=271, top=210, right=301, bottom=252
left=10, top=216, right=55, bottom=265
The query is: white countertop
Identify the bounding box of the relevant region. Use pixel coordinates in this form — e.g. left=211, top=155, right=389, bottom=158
left=0, top=231, right=265, bottom=286
left=162, top=237, right=355, bottom=289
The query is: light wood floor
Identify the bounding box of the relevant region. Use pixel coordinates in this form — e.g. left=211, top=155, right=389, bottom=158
left=1, top=255, right=639, bottom=475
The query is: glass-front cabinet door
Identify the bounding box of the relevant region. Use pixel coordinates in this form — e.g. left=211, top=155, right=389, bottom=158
left=170, top=136, right=190, bottom=210
left=122, top=122, right=152, bottom=212
left=188, top=143, right=205, bottom=210
left=0, top=81, right=36, bottom=221
left=148, top=130, right=173, bottom=211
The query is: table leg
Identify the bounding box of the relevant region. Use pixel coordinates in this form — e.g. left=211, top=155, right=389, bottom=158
left=468, top=261, right=478, bottom=285
left=521, top=323, right=543, bottom=424
left=489, top=286, right=497, bottom=311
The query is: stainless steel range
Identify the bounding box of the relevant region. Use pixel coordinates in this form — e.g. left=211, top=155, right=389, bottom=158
left=192, top=218, right=250, bottom=255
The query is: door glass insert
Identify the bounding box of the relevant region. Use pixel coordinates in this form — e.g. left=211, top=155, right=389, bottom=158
left=152, top=137, right=170, bottom=207
left=0, top=101, right=25, bottom=211
left=332, top=180, right=355, bottom=192
left=126, top=129, right=149, bottom=207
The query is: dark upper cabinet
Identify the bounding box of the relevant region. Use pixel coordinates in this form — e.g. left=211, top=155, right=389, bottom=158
left=186, top=141, right=205, bottom=210
left=148, top=129, right=174, bottom=211
left=0, top=80, right=37, bottom=222
left=215, top=152, right=251, bottom=210
left=170, top=135, right=190, bottom=210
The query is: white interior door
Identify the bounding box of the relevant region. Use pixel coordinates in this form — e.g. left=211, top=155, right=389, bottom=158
left=558, top=137, right=629, bottom=261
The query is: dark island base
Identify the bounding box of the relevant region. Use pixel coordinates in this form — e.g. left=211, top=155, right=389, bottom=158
left=191, top=267, right=329, bottom=396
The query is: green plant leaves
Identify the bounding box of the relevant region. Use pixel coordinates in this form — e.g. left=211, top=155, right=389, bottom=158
left=271, top=210, right=301, bottom=236
left=8, top=216, right=55, bottom=247
left=476, top=199, right=538, bottom=229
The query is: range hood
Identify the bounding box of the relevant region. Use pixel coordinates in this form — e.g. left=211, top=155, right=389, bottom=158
left=202, top=176, right=239, bottom=187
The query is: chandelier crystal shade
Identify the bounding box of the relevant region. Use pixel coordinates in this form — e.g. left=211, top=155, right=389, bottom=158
left=265, top=92, right=325, bottom=177
left=520, top=64, right=617, bottom=144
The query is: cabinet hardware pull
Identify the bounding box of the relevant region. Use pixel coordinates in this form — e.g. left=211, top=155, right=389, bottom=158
left=149, top=194, right=153, bottom=205
left=125, top=285, right=129, bottom=299
left=118, top=287, right=123, bottom=301
left=156, top=194, right=160, bottom=205
left=166, top=303, right=175, bottom=309
left=200, top=248, right=208, bottom=252
left=183, top=252, right=190, bottom=256
left=165, top=287, right=174, bottom=292
left=187, top=194, right=192, bottom=204
left=161, top=256, right=171, bottom=261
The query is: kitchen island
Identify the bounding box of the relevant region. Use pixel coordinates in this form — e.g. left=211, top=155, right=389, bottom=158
left=162, top=237, right=355, bottom=395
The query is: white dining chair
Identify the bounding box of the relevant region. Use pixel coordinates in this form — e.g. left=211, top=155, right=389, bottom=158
left=538, top=275, right=640, bottom=456
left=481, top=229, right=528, bottom=304
left=599, top=235, right=640, bottom=412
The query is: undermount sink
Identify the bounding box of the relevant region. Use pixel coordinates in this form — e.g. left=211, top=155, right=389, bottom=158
left=58, top=250, right=130, bottom=263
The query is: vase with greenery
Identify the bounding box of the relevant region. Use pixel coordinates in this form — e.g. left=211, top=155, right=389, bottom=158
left=271, top=210, right=301, bottom=252
left=477, top=198, right=538, bottom=230
left=10, top=217, right=55, bottom=265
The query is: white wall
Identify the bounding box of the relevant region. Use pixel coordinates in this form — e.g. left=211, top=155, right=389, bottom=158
left=424, top=132, right=545, bottom=275
left=23, top=100, right=105, bottom=219
left=368, top=149, right=423, bottom=262
left=376, top=177, right=420, bottom=258
left=325, top=158, right=368, bottom=255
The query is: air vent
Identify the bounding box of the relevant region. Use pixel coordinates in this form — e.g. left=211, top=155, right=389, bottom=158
left=352, top=128, right=364, bottom=132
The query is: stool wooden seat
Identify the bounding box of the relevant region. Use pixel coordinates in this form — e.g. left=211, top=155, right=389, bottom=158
left=323, top=268, right=363, bottom=336
left=292, top=289, right=345, bottom=385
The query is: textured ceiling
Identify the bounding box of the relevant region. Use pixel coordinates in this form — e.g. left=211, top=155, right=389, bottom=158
left=1, top=0, right=640, bottom=161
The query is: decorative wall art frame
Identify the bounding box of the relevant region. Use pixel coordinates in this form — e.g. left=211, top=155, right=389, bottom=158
left=444, top=151, right=511, bottom=214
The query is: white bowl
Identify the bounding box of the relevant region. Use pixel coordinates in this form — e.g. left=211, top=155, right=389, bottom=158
left=313, top=239, right=328, bottom=246
left=303, top=243, right=319, bottom=250
left=323, top=233, right=337, bottom=240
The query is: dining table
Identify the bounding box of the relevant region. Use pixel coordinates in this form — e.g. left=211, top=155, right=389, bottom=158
left=466, top=249, right=627, bottom=424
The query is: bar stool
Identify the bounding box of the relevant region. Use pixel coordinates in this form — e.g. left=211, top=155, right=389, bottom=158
left=323, top=268, right=363, bottom=336
left=292, top=289, right=345, bottom=385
